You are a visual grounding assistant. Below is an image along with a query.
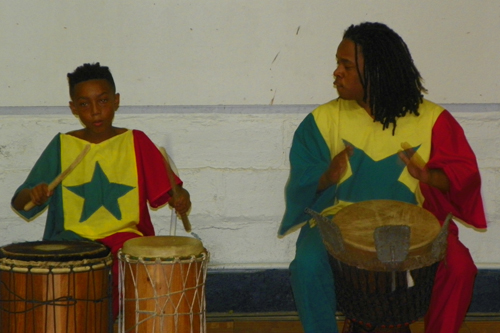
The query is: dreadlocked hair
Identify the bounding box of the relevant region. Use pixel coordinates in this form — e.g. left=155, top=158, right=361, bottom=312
left=67, top=62, right=116, bottom=97
left=343, top=22, right=427, bottom=134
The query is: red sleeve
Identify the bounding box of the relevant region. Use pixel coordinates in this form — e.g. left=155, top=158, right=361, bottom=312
left=420, top=110, right=487, bottom=230
left=133, top=130, right=183, bottom=236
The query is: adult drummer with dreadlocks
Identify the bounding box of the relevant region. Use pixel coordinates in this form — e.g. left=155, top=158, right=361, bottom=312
left=279, top=22, right=486, bottom=333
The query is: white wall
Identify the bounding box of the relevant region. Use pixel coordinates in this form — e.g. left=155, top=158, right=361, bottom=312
left=0, top=1, right=499, bottom=106
left=1, top=104, right=499, bottom=269
left=1, top=1, right=499, bottom=269
left=0, top=106, right=301, bottom=269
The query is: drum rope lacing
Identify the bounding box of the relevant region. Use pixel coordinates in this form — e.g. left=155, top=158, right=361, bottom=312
left=0, top=263, right=113, bottom=314
left=0, top=241, right=113, bottom=333
left=118, top=251, right=209, bottom=333
left=332, top=257, right=440, bottom=330
left=0, top=261, right=113, bottom=333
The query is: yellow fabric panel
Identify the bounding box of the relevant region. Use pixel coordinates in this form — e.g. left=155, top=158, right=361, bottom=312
left=60, top=131, right=141, bottom=239
left=312, top=99, right=444, bottom=211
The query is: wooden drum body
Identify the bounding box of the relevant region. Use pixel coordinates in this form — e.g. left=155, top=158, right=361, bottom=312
left=0, top=241, right=113, bottom=333
left=311, top=200, right=449, bottom=331
left=118, top=236, right=209, bottom=333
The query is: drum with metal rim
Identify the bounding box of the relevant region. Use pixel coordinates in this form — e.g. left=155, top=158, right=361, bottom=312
left=312, top=200, right=448, bottom=332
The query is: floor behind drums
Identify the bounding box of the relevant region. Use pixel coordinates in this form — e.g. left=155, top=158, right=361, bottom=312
left=342, top=319, right=409, bottom=332
left=112, top=313, right=500, bottom=333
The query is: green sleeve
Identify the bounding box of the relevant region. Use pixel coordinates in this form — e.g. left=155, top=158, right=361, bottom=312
left=12, top=134, right=62, bottom=222
left=278, top=114, right=337, bottom=237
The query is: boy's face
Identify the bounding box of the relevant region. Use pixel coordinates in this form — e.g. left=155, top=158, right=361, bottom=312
left=333, top=38, right=366, bottom=108
left=69, top=79, right=120, bottom=136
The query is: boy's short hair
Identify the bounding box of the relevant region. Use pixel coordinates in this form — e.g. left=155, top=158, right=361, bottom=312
left=67, top=63, right=116, bottom=97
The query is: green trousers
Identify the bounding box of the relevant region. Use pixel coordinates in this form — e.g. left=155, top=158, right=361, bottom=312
left=289, top=225, right=338, bottom=333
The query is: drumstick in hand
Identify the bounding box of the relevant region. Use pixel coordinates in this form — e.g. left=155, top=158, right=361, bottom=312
left=401, top=142, right=426, bottom=170
left=24, top=144, right=91, bottom=211
left=158, top=147, right=192, bottom=233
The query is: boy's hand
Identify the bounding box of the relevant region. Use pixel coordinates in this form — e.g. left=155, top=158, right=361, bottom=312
left=30, top=183, right=53, bottom=206
left=168, top=187, right=191, bottom=215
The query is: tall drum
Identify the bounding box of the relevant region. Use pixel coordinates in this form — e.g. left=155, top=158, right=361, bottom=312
left=310, top=200, right=448, bottom=332
left=118, top=236, right=209, bottom=333
left=0, top=241, right=113, bottom=333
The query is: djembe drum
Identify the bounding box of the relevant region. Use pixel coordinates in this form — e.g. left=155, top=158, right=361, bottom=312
left=0, top=241, right=113, bottom=333
left=118, top=236, right=209, bottom=333
left=308, top=200, right=449, bottom=333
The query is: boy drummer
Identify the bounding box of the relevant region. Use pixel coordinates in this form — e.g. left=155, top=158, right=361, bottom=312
left=12, top=62, right=191, bottom=319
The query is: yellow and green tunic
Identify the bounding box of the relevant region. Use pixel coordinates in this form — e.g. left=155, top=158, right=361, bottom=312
left=279, top=98, right=485, bottom=237
left=13, top=130, right=180, bottom=241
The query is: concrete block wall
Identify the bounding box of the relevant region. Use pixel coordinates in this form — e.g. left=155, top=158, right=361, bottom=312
left=1, top=103, right=499, bottom=269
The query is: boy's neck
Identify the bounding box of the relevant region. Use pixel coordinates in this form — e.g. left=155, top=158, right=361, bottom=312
left=69, top=127, right=127, bottom=143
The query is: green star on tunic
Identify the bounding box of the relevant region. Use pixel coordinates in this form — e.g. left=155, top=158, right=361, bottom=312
left=337, top=140, right=419, bottom=204
left=66, top=161, right=135, bottom=222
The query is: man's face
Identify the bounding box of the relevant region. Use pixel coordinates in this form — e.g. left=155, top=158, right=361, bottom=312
left=333, top=38, right=366, bottom=107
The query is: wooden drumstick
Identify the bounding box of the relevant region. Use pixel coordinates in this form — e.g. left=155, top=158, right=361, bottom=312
left=401, top=142, right=426, bottom=170
left=24, top=144, right=91, bottom=211
left=158, top=147, right=192, bottom=233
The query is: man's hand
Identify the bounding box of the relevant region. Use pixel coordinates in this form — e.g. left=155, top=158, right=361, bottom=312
left=398, top=149, right=450, bottom=193
left=318, top=145, right=353, bottom=191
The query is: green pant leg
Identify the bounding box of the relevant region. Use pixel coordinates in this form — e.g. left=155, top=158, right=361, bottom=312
left=290, top=225, right=338, bottom=333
